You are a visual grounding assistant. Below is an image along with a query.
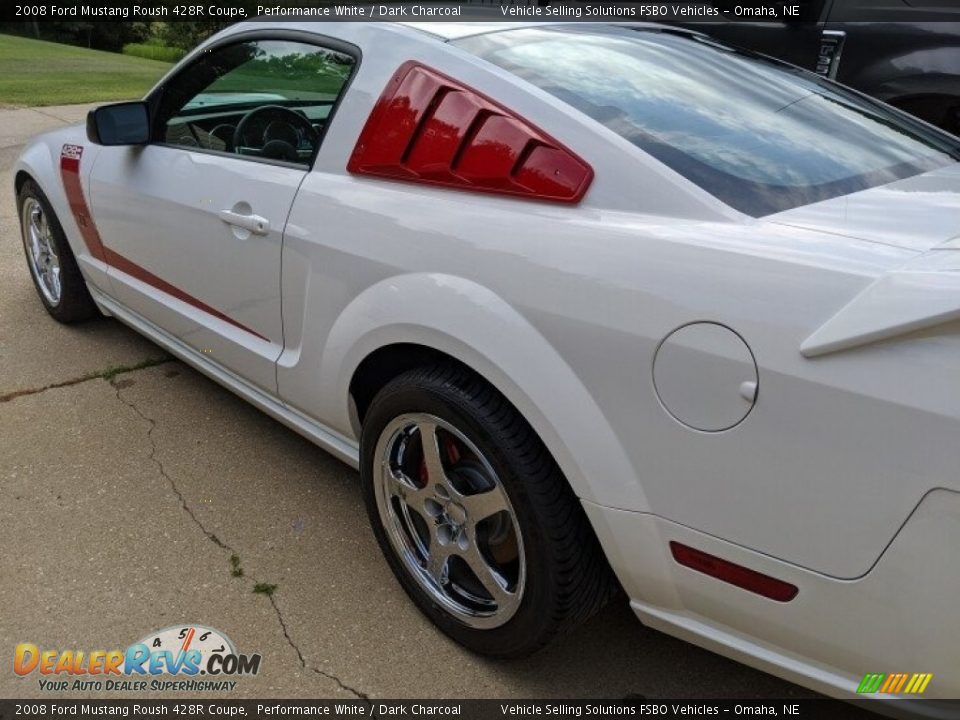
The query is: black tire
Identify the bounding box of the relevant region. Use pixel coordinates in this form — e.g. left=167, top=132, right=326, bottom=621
left=17, top=179, right=99, bottom=323
left=360, top=363, right=617, bottom=658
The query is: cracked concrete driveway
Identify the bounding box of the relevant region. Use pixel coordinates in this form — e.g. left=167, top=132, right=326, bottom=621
left=0, top=104, right=813, bottom=701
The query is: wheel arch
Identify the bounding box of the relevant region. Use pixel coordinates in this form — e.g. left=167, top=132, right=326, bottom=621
left=350, top=343, right=464, bottom=425
left=14, top=169, right=33, bottom=197
left=15, top=139, right=60, bottom=208
left=320, top=273, right=650, bottom=513
left=15, top=136, right=84, bottom=262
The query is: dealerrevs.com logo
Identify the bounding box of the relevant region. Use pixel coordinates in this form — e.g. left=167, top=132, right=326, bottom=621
left=14, top=625, right=261, bottom=692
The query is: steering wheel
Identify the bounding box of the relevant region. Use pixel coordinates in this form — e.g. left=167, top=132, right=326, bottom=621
left=233, top=105, right=319, bottom=161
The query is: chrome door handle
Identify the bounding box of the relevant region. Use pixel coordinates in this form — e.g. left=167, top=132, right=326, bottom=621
left=219, top=209, right=270, bottom=236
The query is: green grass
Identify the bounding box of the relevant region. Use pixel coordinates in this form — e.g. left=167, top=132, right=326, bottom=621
left=0, top=33, right=173, bottom=107
left=123, top=43, right=187, bottom=63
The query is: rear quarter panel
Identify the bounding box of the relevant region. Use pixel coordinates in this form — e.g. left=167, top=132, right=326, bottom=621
left=278, top=23, right=960, bottom=580
left=281, top=69, right=960, bottom=579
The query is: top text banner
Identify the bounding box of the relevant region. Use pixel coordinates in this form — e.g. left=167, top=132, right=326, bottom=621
left=1, top=1, right=911, bottom=24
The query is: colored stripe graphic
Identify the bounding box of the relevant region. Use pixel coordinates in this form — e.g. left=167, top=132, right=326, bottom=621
left=100, top=246, right=269, bottom=341
left=857, top=672, right=933, bottom=695
left=857, top=674, right=885, bottom=694
left=59, top=144, right=268, bottom=342
left=894, top=674, right=909, bottom=693
left=880, top=674, right=897, bottom=693
left=60, top=145, right=107, bottom=262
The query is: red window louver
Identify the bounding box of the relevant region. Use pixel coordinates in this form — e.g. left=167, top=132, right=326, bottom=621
left=347, top=62, right=593, bottom=203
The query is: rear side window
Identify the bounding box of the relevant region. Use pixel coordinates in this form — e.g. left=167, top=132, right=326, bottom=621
left=455, top=27, right=960, bottom=217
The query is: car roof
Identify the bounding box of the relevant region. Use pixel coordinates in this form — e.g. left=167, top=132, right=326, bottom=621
left=399, top=22, right=522, bottom=40
left=400, top=21, right=680, bottom=41
left=225, top=21, right=695, bottom=48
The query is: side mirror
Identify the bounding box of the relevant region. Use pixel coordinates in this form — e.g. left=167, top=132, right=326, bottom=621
left=86, top=102, right=150, bottom=146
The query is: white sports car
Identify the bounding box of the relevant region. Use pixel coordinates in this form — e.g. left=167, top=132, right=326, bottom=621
left=15, top=21, right=960, bottom=703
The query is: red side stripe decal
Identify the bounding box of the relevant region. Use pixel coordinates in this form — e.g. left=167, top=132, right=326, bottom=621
left=60, top=145, right=107, bottom=262
left=59, top=144, right=268, bottom=342
left=100, top=246, right=268, bottom=341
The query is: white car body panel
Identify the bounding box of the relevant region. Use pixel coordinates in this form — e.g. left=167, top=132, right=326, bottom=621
left=587, top=488, right=960, bottom=704
left=770, top=161, right=960, bottom=251
left=801, top=247, right=960, bottom=357
left=89, top=145, right=299, bottom=391
left=14, top=20, right=960, bottom=703
left=17, top=129, right=112, bottom=295
left=88, top=284, right=362, bottom=467
left=400, top=22, right=531, bottom=40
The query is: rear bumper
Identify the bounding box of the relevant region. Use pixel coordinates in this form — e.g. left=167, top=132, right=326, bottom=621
left=583, top=488, right=960, bottom=703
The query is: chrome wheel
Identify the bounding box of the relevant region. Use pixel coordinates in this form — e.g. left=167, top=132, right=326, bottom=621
left=21, top=197, right=62, bottom=305
left=373, top=413, right=525, bottom=629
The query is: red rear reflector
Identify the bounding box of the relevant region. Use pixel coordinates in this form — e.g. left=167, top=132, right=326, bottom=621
left=347, top=61, right=593, bottom=203
left=669, top=542, right=798, bottom=602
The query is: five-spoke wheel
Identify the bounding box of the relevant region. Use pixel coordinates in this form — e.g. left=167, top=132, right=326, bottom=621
left=374, top=414, right=525, bottom=628
left=17, top=179, right=98, bottom=323
left=21, top=196, right=62, bottom=306
left=361, top=364, right=616, bottom=657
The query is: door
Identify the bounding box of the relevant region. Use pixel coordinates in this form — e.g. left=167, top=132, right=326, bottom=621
left=88, top=36, right=356, bottom=392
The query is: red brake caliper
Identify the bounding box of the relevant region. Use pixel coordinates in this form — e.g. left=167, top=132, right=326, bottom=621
left=445, top=437, right=461, bottom=466
left=420, top=436, right=461, bottom=485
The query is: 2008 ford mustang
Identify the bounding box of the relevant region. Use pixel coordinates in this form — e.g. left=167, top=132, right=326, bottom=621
left=15, top=21, right=960, bottom=702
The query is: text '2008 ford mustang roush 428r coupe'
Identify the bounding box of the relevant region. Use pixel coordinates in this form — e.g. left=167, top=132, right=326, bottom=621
left=14, top=21, right=960, bottom=706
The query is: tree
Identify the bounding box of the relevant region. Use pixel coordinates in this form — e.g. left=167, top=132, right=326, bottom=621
left=0, top=21, right=150, bottom=52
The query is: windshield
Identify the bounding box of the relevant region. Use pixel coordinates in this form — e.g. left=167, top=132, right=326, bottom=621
left=454, top=26, right=960, bottom=217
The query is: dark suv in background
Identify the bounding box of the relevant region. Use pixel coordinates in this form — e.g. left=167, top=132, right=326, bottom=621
left=671, top=0, right=960, bottom=134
